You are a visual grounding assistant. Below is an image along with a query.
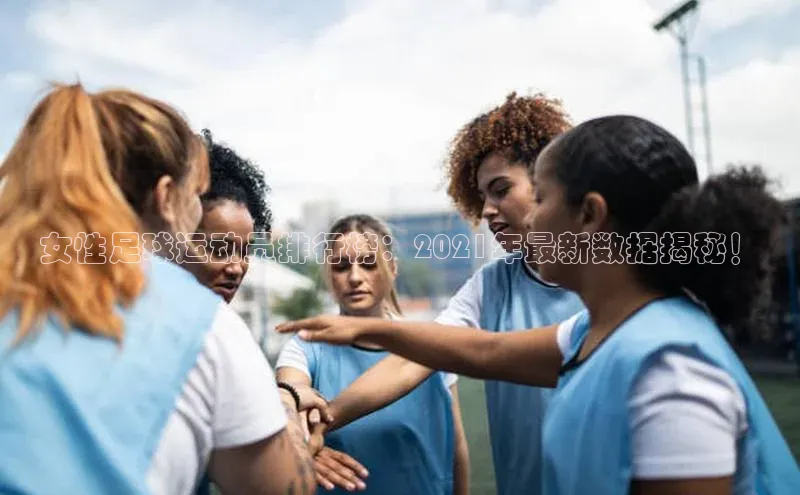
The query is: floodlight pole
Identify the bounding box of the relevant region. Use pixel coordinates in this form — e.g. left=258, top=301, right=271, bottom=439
left=653, top=0, right=699, bottom=157
left=697, top=56, right=713, bottom=173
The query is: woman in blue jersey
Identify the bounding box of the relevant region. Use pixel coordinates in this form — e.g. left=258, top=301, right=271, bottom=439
left=290, top=92, right=585, bottom=495
left=0, top=84, right=319, bottom=495
left=185, top=130, right=366, bottom=494
left=276, top=214, right=470, bottom=495
left=279, top=116, right=800, bottom=494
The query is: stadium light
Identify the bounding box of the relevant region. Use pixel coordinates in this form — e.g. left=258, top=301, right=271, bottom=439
left=653, top=0, right=700, bottom=158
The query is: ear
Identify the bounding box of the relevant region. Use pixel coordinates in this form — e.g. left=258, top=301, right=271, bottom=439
left=579, top=192, right=608, bottom=235
left=152, top=175, right=178, bottom=229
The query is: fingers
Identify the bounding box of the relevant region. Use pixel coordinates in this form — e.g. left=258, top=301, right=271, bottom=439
left=307, top=422, right=327, bottom=456
left=314, top=448, right=367, bottom=491
left=297, top=394, right=332, bottom=422
left=325, top=448, right=369, bottom=478
left=303, top=396, right=334, bottom=422
left=294, top=386, right=335, bottom=423
left=315, top=471, right=337, bottom=491
left=308, top=408, right=322, bottom=425
left=275, top=317, right=320, bottom=334
left=296, top=326, right=352, bottom=345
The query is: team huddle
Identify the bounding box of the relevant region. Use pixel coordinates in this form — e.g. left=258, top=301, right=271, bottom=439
left=0, top=84, right=798, bottom=495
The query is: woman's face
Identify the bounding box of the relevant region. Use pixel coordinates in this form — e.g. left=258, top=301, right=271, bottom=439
left=328, top=231, right=395, bottom=317
left=529, top=144, right=586, bottom=288
left=185, top=199, right=254, bottom=303
left=476, top=153, right=537, bottom=253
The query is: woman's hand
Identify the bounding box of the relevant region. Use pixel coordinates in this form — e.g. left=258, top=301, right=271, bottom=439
left=275, top=315, right=382, bottom=346
left=314, top=446, right=369, bottom=492
left=294, top=384, right=334, bottom=423
left=304, top=409, right=369, bottom=492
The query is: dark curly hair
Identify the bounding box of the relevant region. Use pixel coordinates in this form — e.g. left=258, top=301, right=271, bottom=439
left=445, top=92, right=572, bottom=224
left=547, top=115, right=786, bottom=340
left=200, top=129, right=272, bottom=233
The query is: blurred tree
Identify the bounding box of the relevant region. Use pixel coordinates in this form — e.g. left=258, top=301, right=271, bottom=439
left=272, top=286, right=325, bottom=321
left=396, top=259, right=439, bottom=298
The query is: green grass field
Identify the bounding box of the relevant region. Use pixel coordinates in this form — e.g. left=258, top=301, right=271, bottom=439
left=457, top=376, right=800, bottom=495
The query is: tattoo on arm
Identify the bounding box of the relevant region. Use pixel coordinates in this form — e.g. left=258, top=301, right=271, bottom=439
left=281, top=398, right=316, bottom=495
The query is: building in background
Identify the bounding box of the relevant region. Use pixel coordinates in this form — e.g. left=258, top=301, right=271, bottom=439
left=778, top=196, right=800, bottom=369
left=229, top=256, right=315, bottom=363
left=384, top=209, right=500, bottom=299
left=295, top=199, right=341, bottom=258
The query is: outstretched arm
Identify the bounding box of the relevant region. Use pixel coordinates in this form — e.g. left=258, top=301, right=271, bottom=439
left=275, top=346, right=369, bottom=492
left=327, top=272, right=484, bottom=430
left=277, top=317, right=565, bottom=388
left=326, top=354, right=434, bottom=430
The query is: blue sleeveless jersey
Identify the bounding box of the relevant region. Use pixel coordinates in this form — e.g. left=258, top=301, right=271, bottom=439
left=296, top=336, right=454, bottom=495
left=543, top=297, right=800, bottom=495
left=478, top=255, right=585, bottom=495
left=0, top=256, right=221, bottom=494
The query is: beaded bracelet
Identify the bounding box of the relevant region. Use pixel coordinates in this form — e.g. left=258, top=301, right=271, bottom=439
left=277, top=382, right=301, bottom=410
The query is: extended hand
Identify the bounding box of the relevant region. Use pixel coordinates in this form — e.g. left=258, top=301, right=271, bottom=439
left=294, top=384, right=334, bottom=422
left=314, top=446, right=369, bottom=492
left=275, top=315, right=382, bottom=346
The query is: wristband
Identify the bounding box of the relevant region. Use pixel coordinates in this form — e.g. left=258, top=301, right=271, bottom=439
left=277, top=382, right=301, bottom=410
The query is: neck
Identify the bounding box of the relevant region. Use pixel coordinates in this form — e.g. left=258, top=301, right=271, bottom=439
left=340, top=305, right=385, bottom=318
left=522, top=243, right=537, bottom=271
left=140, top=219, right=178, bottom=260
left=577, top=265, right=665, bottom=338
left=340, top=305, right=388, bottom=350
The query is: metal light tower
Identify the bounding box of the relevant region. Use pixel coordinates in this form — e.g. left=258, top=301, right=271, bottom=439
left=653, top=0, right=713, bottom=174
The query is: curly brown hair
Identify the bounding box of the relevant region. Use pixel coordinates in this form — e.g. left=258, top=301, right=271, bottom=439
left=445, top=92, right=572, bottom=224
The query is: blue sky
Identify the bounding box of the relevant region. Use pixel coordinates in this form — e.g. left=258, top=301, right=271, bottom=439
left=2, top=0, right=799, bottom=227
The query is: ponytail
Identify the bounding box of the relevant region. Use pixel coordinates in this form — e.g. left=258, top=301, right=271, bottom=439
left=641, top=165, right=785, bottom=341
left=0, top=83, right=202, bottom=343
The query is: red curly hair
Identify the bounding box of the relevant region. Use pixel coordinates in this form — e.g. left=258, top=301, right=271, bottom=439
left=444, top=92, right=572, bottom=225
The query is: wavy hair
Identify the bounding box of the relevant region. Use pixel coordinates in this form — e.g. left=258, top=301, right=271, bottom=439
left=0, top=83, right=208, bottom=343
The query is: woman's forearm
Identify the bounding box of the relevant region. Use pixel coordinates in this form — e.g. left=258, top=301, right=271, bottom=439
left=328, top=355, right=433, bottom=431
left=360, top=320, right=562, bottom=387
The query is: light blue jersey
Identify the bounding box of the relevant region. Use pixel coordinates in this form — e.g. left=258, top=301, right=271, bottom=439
left=296, top=337, right=455, bottom=495
left=478, top=255, right=585, bottom=495
left=543, top=297, right=800, bottom=495
left=0, top=256, right=221, bottom=494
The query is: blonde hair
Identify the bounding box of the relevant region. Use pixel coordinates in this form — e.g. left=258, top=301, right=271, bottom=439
left=0, top=83, right=208, bottom=343
left=323, top=214, right=402, bottom=317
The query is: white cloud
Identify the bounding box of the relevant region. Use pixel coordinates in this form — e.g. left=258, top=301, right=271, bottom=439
left=19, top=0, right=800, bottom=226
left=1, top=71, right=40, bottom=93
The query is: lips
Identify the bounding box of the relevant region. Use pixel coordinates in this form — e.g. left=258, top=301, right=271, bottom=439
left=490, top=222, right=510, bottom=235
left=214, top=281, right=240, bottom=301
left=345, top=290, right=370, bottom=298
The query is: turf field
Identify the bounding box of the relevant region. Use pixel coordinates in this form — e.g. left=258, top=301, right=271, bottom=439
left=456, top=376, right=800, bottom=495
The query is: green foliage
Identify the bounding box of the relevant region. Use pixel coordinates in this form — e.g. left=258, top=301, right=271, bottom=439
left=272, top=286, right=325, bottom=321
left=396, top=258, right=441, bottom=297
left=247, top=234, right=328, bottom=322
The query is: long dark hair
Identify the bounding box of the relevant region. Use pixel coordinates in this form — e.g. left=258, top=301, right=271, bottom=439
left=547, top=115, right=785, bottom=340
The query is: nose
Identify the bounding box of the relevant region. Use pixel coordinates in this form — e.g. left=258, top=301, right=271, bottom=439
left=347, top=265, right=365, bottom=286
left=481, top=198, right=499, bottom=222
left=223, top=260, right=245, bottom=278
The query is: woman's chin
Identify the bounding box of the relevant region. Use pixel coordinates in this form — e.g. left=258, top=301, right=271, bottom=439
left=341, top=303, right=381, bottom=317
left=492, top=231, right=522, bottom=254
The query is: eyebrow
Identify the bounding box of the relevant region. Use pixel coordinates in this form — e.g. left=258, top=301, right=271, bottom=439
left=482, top=176, right=508, bottom=191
